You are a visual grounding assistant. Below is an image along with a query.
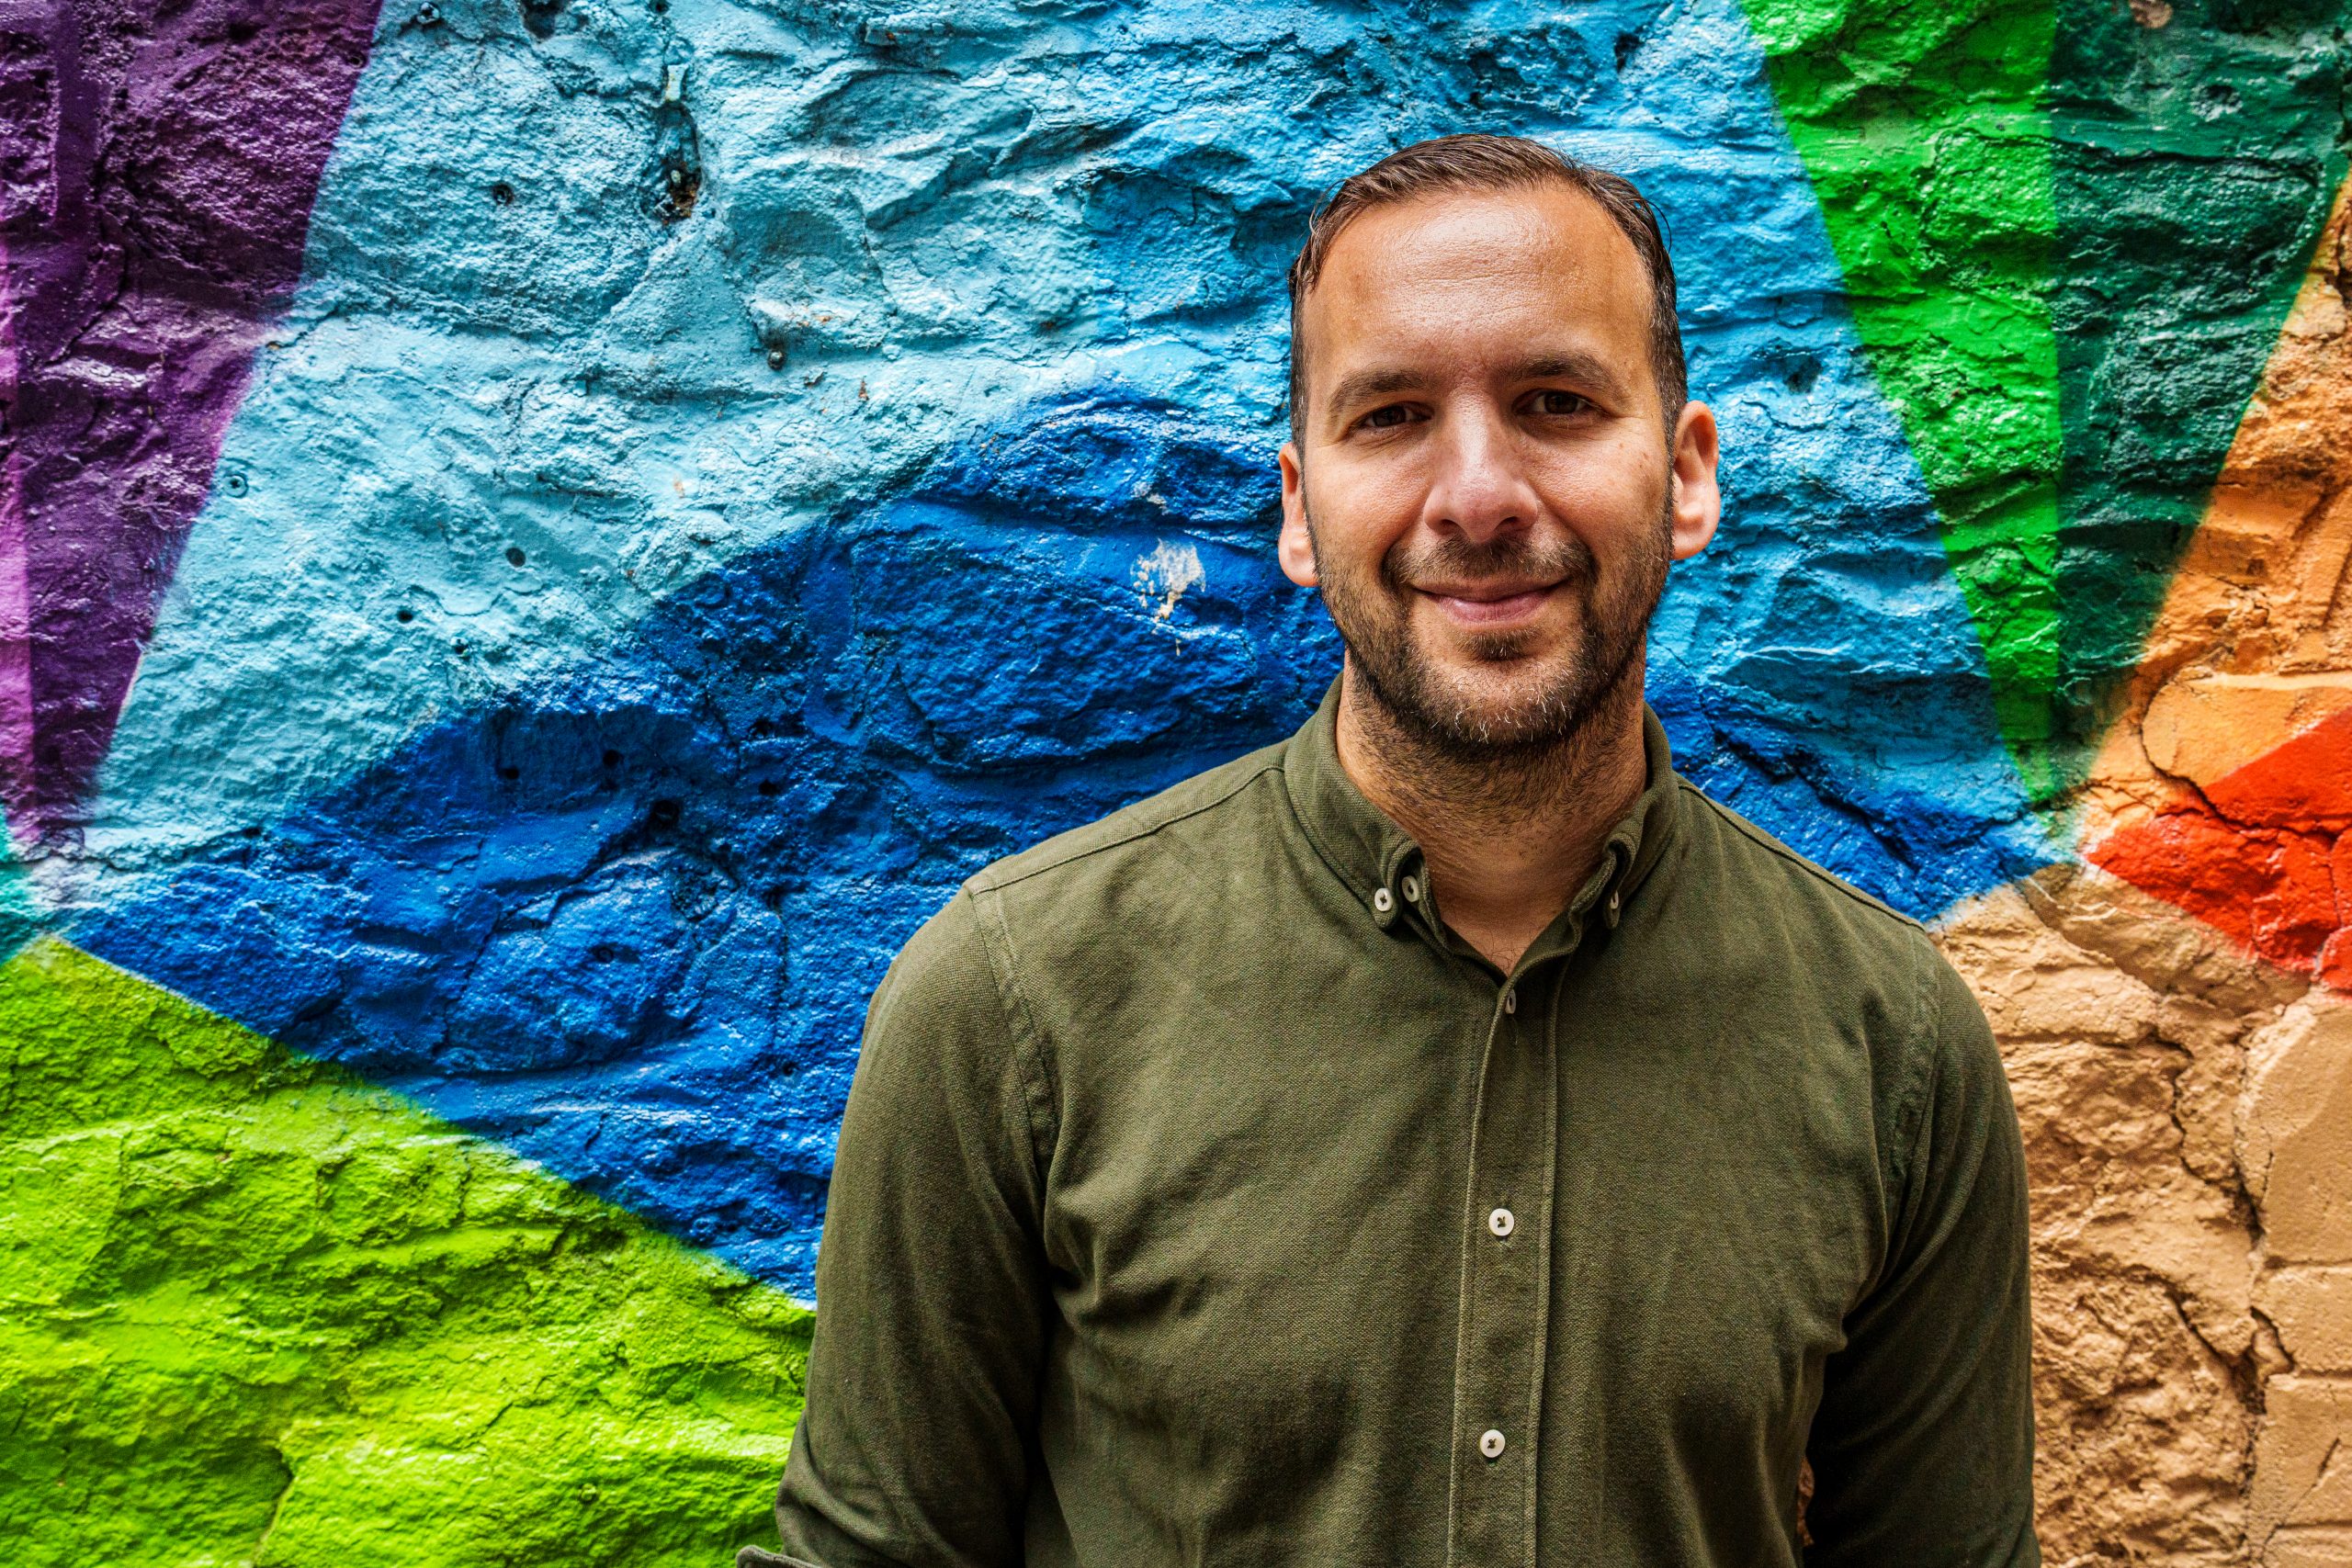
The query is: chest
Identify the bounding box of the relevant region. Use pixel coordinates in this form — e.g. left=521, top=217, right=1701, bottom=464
left=1029, top=965, right=1884, bottom=1535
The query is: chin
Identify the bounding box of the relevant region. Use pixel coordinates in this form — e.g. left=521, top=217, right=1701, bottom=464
left=1413, top=666, right=1593, bottom=750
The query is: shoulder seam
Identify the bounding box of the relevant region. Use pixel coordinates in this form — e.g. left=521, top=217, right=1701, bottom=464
left=1883, top=938, right=1954, bottom=1271
left=958, top=885, right=1061, bottom=1186
left=969, top=754, right=1289, bottom=896
left=1678, top=781, right=1927, bottom=935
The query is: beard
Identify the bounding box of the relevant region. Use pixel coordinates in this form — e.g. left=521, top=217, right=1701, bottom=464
left=1310, top=499, right=1672, bottom=761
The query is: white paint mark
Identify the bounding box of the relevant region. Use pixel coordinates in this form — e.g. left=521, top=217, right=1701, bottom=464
left=1134, top=540, right=1204, bottom=623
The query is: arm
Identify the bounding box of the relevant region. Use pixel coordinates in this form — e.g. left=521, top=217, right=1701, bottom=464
left=1804, top=952, right=2040, bottom=1565
left=743, top=888, right=1055, bottom=1568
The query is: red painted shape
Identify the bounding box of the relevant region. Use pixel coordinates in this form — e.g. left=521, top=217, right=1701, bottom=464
left=2321, top=931, right=2352, bottom=992
left=2204, top=705, right=2352, bottom=831
left=2088, top=708, right=2352, bottom=989
left=2333, top=831, right=2352, bottom=929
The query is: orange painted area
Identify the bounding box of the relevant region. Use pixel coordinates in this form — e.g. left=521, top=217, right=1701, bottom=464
left=2080, top=177, right=2352, bottom=847
left=2080, top=171, right=2352, bottom=997
left=2087, top=708, right=2352, bottom=989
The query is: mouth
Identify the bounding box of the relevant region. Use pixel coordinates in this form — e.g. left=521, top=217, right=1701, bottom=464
left=1414, top=580, right=1564, bottom=628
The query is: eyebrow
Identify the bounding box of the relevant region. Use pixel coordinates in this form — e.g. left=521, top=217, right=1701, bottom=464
left=1321, top=350, right=1632, bottom=424
left=1514, top=352, right=1628, bottom=397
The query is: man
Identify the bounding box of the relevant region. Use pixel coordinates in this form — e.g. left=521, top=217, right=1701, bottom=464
left=741, top=134, right=2038, bottom=1567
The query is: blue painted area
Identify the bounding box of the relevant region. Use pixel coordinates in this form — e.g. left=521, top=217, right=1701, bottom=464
left=1656, top=310, right=2062, bottom=913
left=75, top=396, right=1335, bottom=1292
left=78, top=0, right=2050, bottom=905
left=66, top=0, right=2056, bottom=1292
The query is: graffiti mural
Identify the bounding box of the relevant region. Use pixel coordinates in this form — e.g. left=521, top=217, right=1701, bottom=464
left=1, top=0, right=2348, bottom=1561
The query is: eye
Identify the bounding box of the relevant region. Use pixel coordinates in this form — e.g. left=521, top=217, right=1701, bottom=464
left=1360, top=403, right=1419, bottom=431
left=1528, top=389, right=1594, bottom=416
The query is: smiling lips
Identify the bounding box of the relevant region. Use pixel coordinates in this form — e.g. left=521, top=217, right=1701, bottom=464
left=1417, top=580, right=1563, bottom=626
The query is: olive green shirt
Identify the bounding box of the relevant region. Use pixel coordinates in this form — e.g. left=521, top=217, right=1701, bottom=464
left=744, top=683, right=2038, bottom=1568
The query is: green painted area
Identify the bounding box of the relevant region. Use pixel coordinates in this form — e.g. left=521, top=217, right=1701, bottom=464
left=2049, top=0, right=2350, bottom=754
left=1747, top=0, right=2351, bottom=807
left=0, top=937, right=809, bottom=1567
left=1744, top=0, right=2066, bottom=798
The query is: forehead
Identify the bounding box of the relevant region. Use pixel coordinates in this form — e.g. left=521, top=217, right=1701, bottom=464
left=1298, top=183, right=1655, bottom=384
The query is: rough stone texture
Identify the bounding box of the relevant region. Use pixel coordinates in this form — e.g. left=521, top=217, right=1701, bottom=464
left=2087, top=170, right=2352, bottom=818
left=1939, top=869, right=2273, bottom=1564
left=63, top=0, right=2041, bottom=915
left=2009, top=125, right=2352, bottom=1556
left=1747, top=0, right=2351, bottom=797
left=2084, top=177, right=2352, bottom=993
left=1743, top=0, right=2066, bottom=784
left=1939, top=865, right=2352, bottom=1565
left=0, top=0, right=379, bottom=840
left=5, top=0, right=2352, bottom=1559
left=0, top=935, right=809, bottom=1564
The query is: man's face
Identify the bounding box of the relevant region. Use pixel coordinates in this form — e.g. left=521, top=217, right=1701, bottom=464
left=1278, top=184, right=1720, bottom=755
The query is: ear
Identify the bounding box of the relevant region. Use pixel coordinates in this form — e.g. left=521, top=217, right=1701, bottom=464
left=1278, top=442, right=1318, bottom=587
left=1667, top=401, right=1721, bottom=561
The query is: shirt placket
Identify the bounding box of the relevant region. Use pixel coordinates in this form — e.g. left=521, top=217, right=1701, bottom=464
left=1444, top=956, right=1563, bottom=1568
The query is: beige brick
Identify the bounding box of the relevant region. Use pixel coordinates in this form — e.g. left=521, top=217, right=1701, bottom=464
left=2261, top=1269, right=2352, bottom=1374
left=2245, top=999, right=2352, bottom=1262
left=2255, top=1377, right=2352, bottom=1545
left=2267, top=1526, right=2352, bottom=1568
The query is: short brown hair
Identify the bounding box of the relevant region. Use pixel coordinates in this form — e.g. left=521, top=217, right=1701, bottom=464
left=1285, top=133, right=1686, bottom=442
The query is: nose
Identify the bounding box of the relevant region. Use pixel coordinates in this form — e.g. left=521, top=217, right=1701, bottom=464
left=1419, top=401, right=1542, bottom=544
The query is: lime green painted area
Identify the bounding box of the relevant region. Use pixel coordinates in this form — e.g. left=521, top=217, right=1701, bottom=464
left=1744, top=0, right=2068, bottom=800
left=0, top=936, right=809, bottom=1567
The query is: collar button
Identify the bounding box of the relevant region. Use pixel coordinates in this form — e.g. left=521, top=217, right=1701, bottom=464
left=1371, top=886, right=1394, bottom=915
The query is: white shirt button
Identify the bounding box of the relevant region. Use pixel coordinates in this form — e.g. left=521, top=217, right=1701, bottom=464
left=1501, top=987, right=1517, bottom=1015
left=1401, top=874, right=1421, bottom=903
left=1479, top=1428, right=1507, bottom=1460
left=1487, top=1206, right=1515, bottom=1239
left=1608, top=887, right=1622, bottom=916
left=1372, top=886, right=1394, bottom=914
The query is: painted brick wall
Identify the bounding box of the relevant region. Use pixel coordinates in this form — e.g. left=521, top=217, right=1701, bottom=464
left=2, top=0, right=2348, bottom=1561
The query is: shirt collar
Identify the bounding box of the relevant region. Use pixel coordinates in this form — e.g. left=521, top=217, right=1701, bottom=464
left=1280, top=676, right=1682, bottom=950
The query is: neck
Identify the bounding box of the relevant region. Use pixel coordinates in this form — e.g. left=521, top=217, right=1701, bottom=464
left=1334, top=658, right=1651, bottom=974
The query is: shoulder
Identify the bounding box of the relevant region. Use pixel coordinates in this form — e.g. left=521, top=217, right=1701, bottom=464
left=865, top=741, right=1301, bottom=1131
left=1665, top=777, right=1963, bottom=1016
left=1671, top=779, right=1930, bottom=952
left=1664, top=778, right=1995, bottom=1170
left=946, top=736, right=1327, bottom=1039
left=875, top=739, right=1295, bottom=1012
left=964, top=739, right=1293, bottom=900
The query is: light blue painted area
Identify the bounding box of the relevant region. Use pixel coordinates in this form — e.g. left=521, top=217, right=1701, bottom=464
left=80, top=0, right=2049, bottom=896
left=65, top=0, right=2054, bottom=1292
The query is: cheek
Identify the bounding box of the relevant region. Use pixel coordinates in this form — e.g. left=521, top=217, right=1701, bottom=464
left=1306, top=466, right=1424, bottom=572
left=1528, top=439, right=1669, bottom=535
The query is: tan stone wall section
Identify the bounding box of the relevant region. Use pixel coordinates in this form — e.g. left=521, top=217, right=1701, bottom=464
left=1956, top=161, right=2352, bottom=1563
left=1938, top=868, right=2352, bottom=1563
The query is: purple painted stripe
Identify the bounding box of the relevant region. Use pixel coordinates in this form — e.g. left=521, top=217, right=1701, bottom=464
left=0, top=0, right=379, bottom=851
left=0, top=242, right=33, bottom=832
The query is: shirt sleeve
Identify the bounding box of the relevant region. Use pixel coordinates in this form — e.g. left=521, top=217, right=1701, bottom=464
left=1803, top=947, right=2041, bottom=1566
left=742, top=886, right=1055, bottom=1568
